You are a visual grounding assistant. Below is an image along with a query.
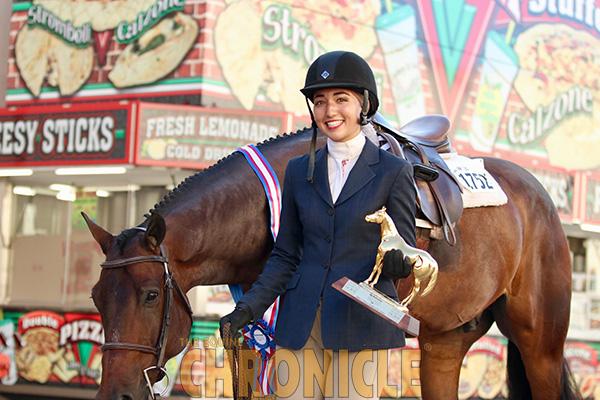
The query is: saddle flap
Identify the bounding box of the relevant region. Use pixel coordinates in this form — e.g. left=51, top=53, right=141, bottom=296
left=413, top=167, right=463, bottom=226
left=373, top=114, right=463, bottom=244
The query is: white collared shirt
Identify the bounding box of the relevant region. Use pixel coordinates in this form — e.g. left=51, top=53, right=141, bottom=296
left=327, top=133, right=366, bottom=202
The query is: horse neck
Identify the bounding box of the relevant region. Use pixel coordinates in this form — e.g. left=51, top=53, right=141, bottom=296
left=381, top=215, right=400, bottom=237
left=160, top=170, right=271, bottom=290
left=159, top=130, right=318, bottom=291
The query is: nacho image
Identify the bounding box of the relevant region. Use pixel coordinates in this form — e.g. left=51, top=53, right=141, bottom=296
left=108, top=12, right=199, bottom=88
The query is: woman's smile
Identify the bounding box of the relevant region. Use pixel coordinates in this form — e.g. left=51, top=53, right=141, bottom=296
left=313, top=88, right=363, bottom=142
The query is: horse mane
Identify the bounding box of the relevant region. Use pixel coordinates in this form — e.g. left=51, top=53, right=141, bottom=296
left=145, top=127, right=311, bottom=218
left=116, top=227, right=141, bottom=254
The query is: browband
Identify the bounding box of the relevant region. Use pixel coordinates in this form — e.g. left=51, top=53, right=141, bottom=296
left=100, top=255, right=168, bottom=269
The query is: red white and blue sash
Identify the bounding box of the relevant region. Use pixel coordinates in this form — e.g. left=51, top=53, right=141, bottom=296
left=229, top=144, right=281, bottom=395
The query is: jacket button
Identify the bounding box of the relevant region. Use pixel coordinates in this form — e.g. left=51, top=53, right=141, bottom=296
left=328, top=209, right=334, bottom=215
left=326, top=237, right=332, bottom=243
left=323, top=263, right=329, bottom=269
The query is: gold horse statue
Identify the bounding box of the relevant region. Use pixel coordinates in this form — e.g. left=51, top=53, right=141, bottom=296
left=364, top=206, right=438, bottom=311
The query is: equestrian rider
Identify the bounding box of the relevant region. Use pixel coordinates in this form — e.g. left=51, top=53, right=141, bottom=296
left=221, top=50, right=416, bottom=400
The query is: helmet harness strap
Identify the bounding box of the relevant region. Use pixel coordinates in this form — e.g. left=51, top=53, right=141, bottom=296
left=305, top=97, right=317, bottom=183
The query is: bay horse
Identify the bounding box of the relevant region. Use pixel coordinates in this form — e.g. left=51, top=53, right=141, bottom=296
left=85, top=126, right=580, bottom=400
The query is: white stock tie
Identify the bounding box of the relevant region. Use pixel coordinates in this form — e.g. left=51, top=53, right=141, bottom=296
left=331, top=158, right=349, bottom=203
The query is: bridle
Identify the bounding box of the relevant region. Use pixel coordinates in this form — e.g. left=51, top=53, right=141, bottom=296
left=99, top=227, right=193, bottom=399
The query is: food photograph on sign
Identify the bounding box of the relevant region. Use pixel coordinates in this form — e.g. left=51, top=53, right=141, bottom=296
left=5, top=0, right=599, bottom=177
left=14, top=0, right=197, bottom=97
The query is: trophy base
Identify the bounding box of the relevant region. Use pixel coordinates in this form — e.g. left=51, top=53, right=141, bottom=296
left=332, top=277, right=420, bottom=337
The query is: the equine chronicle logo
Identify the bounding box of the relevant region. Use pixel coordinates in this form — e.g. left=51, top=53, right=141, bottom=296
left=176, top=337, right=421, bottom=398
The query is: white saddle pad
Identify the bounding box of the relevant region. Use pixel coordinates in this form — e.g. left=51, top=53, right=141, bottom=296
left=442, top=153, right=508, bottom=208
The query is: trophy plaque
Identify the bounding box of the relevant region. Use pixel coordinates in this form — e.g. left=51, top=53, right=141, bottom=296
left=332, top=207, right=439, bottom=337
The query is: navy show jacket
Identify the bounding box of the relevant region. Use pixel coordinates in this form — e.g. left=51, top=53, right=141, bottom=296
left=239, top=138, right=417, bottom=351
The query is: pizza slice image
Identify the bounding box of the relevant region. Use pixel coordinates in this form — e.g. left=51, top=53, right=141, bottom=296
left=108, top=12, right=198, bottom=88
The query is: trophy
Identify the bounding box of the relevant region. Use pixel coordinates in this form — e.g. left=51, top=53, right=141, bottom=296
left=332, top=207, right=438, bottom=336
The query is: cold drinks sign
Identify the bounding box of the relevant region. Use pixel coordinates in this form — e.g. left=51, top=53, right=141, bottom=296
left=135, top=103, right=291, bottom=168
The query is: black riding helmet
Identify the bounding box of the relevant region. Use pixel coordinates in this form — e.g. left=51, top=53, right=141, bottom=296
left=301, top=51, right=379, bottom=183
left=301, top=51, right=379, bottom=119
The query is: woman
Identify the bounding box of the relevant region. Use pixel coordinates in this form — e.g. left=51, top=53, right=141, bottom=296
left=221, top=50, right=416, bottom=400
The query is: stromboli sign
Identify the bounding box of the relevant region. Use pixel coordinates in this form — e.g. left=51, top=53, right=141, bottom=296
left=27, top=4, right=91, bottom=47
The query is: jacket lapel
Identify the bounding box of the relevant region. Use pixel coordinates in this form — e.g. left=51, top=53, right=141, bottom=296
left=311, top=146, right=334, bottom=206
left=335, top=139, right=379, bottom=205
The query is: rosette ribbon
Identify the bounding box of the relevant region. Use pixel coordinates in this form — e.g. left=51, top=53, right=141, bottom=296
left=228, top=144, right=281, bottom=395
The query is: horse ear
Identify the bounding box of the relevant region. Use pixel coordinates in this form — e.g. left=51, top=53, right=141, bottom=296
left=81, top=212, right=114, bottom=255
left=145, top=212, right=166, bottom=250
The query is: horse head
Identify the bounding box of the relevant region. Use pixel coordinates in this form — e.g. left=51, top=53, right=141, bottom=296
left=83, top=212, right=193, bottom=400
left=364, top=206, right=387, bottom=224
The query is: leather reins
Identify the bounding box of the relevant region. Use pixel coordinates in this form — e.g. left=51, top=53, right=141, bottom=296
left=99, top=227, right=193, bottom=399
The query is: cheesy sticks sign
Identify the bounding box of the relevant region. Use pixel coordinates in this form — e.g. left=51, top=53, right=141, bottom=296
left=0, top=102, right=132, bottom=166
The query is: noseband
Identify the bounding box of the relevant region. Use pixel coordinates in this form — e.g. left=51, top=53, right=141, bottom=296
left=99, top=227, right=193, bottom=399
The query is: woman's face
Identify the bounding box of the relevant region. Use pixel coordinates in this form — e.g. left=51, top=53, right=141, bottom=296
left=313, top=88, right=363, bottom=143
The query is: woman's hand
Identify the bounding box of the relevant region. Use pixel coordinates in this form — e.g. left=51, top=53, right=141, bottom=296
left=219, top=303, right=253, bottom=346
left=382, top=249, right=413, bottom=279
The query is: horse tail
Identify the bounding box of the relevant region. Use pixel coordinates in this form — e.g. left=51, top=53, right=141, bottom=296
left=506, top=340, right=532, bottom=400
left=420, top=265, right=438, bottom=296
left=560, top=358, right=583, bottom=400
left=506, top=341, right=583, bottom=400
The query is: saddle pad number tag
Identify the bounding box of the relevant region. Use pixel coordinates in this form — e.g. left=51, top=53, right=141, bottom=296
left=448, top=158, right=499, bottom=194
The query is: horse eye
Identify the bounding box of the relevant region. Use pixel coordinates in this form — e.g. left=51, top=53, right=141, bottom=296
left=146, top=291, right=160, bottom=303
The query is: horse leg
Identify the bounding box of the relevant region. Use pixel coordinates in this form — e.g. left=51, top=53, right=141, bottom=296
left=366, top=255, right=381, bottom=284
left=506, top=325, right=569, bottom=400
left=493, top=295, right=569, bottom=400
left=505, top=337, right=566, bottom=400
left=372, top=260, right=384, bottom=286
left=418, top=309, right=494, bottom=400
left=492, top=233, right=573, bottom=400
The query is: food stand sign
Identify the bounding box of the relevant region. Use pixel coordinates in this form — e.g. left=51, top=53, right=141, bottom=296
left=7, top=0, right=198, bottom=104
left=135, top=102, right=292, bottom=169
left=0, top=102, right=133, bottom=167
left=4, top=311, right=103, bottom=388
left=526, top=167, right=575, bottom=220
